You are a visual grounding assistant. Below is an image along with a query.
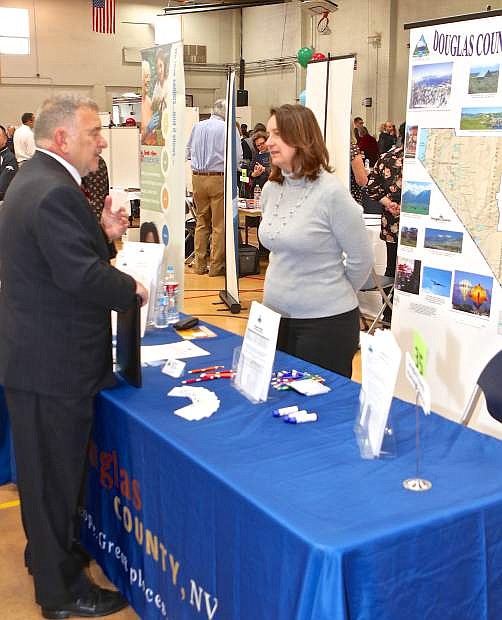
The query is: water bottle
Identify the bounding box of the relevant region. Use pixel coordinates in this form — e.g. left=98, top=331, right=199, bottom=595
left=164, top=265, right=179, bottom=325
left=154, top=292, right=169, bottom=329
left=253, top=185, right=261, bottom=209
left=364, top=158, right=371, bottom=173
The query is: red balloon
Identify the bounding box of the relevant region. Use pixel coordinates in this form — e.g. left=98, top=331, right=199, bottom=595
left=312, top=52, right=326, bottom=61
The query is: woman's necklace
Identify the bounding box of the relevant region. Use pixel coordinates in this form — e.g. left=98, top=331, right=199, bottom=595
left=266, top=180, right=315, bottom=241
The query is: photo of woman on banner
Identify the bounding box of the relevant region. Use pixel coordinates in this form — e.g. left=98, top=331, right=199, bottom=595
left=142, top=47, right=171, bottom=146
left=140, top=60, right=153, bottom=143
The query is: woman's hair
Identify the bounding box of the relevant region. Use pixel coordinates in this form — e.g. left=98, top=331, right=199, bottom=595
left=268, top=104, right=331, bottom=183
left=252, top=130, right=268, bottom=146
left=139, top=221, right=160, bottom=243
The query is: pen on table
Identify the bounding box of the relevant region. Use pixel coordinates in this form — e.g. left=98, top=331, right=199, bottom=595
left=181, top=374, right=234, bottom=384
left=188, top=365, right=225, bottom=374
left=199, top=371, right=234, bottom=379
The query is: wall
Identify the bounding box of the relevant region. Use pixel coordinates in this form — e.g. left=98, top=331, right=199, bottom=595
left=242, top=3, right=302, bottom=126
left=0, top=0, right=238, bottom=124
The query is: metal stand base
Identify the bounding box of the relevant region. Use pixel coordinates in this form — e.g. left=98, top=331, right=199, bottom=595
left=403, top=478, right=432, bottom=492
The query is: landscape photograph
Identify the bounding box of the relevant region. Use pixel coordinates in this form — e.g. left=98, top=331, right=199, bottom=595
left=409, top=62, right=453, bottom=109
left=468, top=63, right=499, bottom=95
left=402, top=180, right=432, bottom=215
left=400, top=226, right=419, bottom=247
left=421, top=266, right=452, bottom=298
left=460, top=106, right=502, bottom=130
left=424, top=228, right=463, bottom=253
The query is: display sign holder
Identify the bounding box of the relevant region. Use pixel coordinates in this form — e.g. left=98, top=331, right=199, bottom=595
left=402, top=392, right=432, bottom=492
left=403, top=352, right=432, bottom=491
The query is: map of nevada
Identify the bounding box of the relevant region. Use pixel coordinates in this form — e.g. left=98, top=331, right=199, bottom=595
left=419, top=128, right=502, bottom=284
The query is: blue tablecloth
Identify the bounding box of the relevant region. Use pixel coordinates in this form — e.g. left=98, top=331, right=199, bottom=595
left=77, top=325, right=502, bottom=620
left=0, top=387, right=13, bottom=485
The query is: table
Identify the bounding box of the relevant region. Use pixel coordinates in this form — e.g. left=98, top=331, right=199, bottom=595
left=76, top=325, right=502, bottom=620
left=238, top=200, right=262, bottom=246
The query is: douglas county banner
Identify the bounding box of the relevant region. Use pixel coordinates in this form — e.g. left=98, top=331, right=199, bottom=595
left=140, top=42, right=185, bottom=300
left=393, top=11, right=502, bottom=436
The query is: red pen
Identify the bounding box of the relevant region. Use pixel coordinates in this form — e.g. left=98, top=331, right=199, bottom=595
left=199, top=371, right=234, bottom=379
left=188, top=365, right=225, bottom=374
left=182, top=376, right=219, bottom=384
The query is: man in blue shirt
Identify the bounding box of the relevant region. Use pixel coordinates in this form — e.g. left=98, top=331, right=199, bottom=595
left=186, top=99, right=242, bottom=276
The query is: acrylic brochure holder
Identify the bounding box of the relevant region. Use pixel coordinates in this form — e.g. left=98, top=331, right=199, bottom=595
left=355, top=330, right=401, bottom=459
left=231, top=302, right=281, bottom=404
left=354, top=389, right=396, bottom=459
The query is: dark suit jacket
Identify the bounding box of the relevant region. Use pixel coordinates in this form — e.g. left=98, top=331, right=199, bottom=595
left=0, top=151, right=136, bottom=397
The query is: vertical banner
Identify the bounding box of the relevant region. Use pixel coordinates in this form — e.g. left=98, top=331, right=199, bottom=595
left=306, top=55, right=355, bottom=189
left=140, top=42, right=185, bottom=303
left=394, top=13, right=502, bottom=435
left=219, top=68, right=241, bottom=313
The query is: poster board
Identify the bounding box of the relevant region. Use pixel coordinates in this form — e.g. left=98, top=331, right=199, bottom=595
left=393, top=11, right=502, bottom=438
left=306, top=55, right=355, bottom=189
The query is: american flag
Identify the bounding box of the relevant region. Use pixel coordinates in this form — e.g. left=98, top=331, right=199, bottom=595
left=92, top=0, right=115, bottom=34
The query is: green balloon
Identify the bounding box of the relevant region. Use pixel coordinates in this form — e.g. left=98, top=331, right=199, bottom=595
left=297, top=47, right=313, bottom=68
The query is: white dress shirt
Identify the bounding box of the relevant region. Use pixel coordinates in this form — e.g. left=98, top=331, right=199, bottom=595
left=14, top=124, right=36, bottom=166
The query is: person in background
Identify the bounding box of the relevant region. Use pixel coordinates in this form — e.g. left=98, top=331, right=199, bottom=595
left=0, top=124, right=18, bottom=200
left=356, top=126, right=379, bottom=167
left=366, top=141, right=404, bottom=322
left=140, top=221, right=160, bottom=243
left=81, top=154, right=109, bottom=220
left=353, top=116, right=364, bottom=139
left=13, top=112, right=36, bottom=166
left=377, top=120, right=396, bottom=154
left=259, top=104, right=373, bottom=377
left=350, top=137, right=367, bottom=205
left=0, top=94, right=148, bottom=619
left=6, top=125, right=16, bottom=153
left=186, top=98, right=242, bottom=276
left=240, top=123, right=249, bottom=138
left=248, top=130, right=270, bottom=192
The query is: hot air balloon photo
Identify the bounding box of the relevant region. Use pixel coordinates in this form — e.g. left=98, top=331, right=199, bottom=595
left=452, top=270, right=493, bottom=317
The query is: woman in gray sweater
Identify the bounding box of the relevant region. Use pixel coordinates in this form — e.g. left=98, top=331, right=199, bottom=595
left=259, top=104, right=373, bottom=377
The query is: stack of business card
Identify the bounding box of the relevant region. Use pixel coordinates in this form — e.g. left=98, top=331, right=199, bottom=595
left=168, top=386, right=220, bottom=421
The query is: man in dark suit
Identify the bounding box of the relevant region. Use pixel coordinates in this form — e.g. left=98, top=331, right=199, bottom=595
left=0, top=94, right=148, bottom=618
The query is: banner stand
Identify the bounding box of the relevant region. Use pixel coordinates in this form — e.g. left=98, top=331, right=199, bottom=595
left=219, top=66, right=241, bottom=314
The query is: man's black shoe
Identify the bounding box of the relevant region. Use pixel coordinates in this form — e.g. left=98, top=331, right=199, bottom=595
left=41, top=586, right=128, bottom=619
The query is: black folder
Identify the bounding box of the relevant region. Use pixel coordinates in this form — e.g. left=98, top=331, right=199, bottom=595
left=116, top=294, right=142, bottom=388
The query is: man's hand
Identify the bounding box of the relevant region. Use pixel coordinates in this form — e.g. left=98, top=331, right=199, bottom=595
left=251, top=163, right=265, bottom=178
left=135, top=281, right=149, bottom=307
left=101, top=195, right=129, bottom=241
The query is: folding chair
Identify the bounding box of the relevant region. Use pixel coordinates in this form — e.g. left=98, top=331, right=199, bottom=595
left=185, top=195, right=196, bottom=265
left=359, top=267, right=395, bottom=334
left=461, top=350, right=502, bottom=426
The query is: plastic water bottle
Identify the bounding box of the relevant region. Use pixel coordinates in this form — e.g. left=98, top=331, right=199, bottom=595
left=253, top=185, right=261, bottom=209
left=154, top=266, right=179, bottom=328
left=164, top=265, right=179, bottom=325
left=154, top=292, right=169, bottom=329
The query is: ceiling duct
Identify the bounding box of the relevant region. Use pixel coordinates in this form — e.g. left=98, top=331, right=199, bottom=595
left=299, top=0, right=338, bottom=15
left=160, top=1, right=288, bottom=16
